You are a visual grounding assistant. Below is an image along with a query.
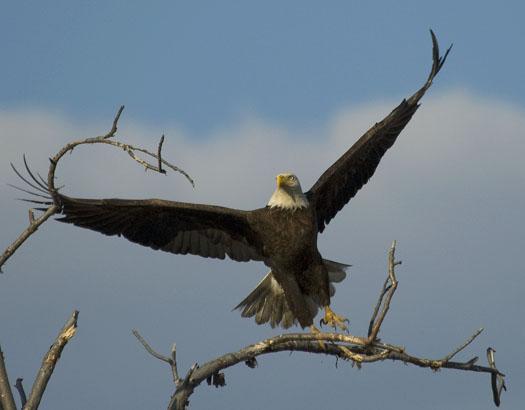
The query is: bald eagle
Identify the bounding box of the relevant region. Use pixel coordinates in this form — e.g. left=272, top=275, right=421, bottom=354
left=20, top=32, right=450, bottom=329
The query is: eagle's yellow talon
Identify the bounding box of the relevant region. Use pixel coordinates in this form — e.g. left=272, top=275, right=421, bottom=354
left=321, top=306, right=349, bottom=332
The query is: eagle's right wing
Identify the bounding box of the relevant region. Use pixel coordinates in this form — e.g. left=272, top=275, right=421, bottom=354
left=55, top=194, right=265, bottom=262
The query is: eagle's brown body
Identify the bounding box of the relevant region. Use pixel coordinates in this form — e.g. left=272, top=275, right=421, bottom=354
left=248, top=206, right=328, bottom=327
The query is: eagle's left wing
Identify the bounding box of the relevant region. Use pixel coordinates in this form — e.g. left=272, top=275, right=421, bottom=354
left=306, top=30, right=451, bottom=232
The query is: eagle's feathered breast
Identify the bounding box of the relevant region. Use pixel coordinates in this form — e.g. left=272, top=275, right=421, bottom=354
left=250, top=205, right=319, bottom=271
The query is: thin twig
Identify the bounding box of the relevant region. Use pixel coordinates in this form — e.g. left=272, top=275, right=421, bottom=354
left=24, top=310, right=79, bottom=410
left=170, top=344, right=181, bottom=386
left=132, top=330, right=181, bottom=387
left=368, top=276, right=390, bottom=337
left=103, top=105, right=125, bottom=139
left=0, top=346, right=16, bottom=410
left=368, top=240, right=399, bottom=343
left=440, top=328, right=484, bottom=363
left=130, top=145, right=194, bottom=186
left=0, top=205, right=58, bottom=272
left=14, top=378, right=26, bottom=407
left=132, top=329, right=172, bottom=364
left=157, top=135, right=166, bottom=174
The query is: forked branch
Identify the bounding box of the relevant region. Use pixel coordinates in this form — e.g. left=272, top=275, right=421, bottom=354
left=368, top=240, right=399, bottom=343
left=0, top=106, right=193, bottom=272
left=133, top=242, right=506, bottom=410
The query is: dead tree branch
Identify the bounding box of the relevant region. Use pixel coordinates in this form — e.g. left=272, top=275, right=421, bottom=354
left=133, top=242, right=506, bottom=410
left=0, top=205, right=58, bottom=273
left=0, top=346, right=16, bottom=410
left=24, top=310, right=79, bottom=410
left=132, top=329, right=182, bottom=386
left=487, top=348, right=506, bottom=406
left=368, top=240, right=399, bottom=343
left=1, top=106, right=193, bottom=272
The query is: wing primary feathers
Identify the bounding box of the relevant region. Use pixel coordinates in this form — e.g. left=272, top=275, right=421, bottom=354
left=408, top=29, right=453, bottom=105
left=16, top=198, right=54, bottom=206
left=9, top=159, right=55, bottom=209
left=8, top=184, right=53, bottom=199
left=10, top=162, right=49, bottom=195
left=22, top=154, right=50, bottom=192
left=307, top=30, right=452, bottom=232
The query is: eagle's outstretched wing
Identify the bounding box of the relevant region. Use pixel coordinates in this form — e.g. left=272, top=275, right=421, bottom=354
left=306, top=30, right=451, bottom=233
left=54, top=195, right=265, bottom=262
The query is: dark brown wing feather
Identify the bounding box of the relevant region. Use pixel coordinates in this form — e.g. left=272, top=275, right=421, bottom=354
left=55, top=195, right=265, bottom=262
left=306, top=30, right=452, bottom=232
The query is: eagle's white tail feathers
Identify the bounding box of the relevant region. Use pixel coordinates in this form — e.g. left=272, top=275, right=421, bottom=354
left=234, top=272, right=296, bottom=328
left=234, top=259, right=350, bottom=329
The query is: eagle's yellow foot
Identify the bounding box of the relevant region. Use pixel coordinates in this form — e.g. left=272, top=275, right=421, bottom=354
left=309, top=325, right=326, bottom=350
left=320, top=306, right=349, bottom=332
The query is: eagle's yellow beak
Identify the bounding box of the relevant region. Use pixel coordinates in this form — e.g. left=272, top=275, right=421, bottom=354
left=276, top=174, right=284, bottom=188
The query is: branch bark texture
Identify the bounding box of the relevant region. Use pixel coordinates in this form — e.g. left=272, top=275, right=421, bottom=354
left=23, top=310, right=78, bottom=410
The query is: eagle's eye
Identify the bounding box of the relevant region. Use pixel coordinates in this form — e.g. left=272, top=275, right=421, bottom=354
left=288, top=175, right=296, bottom=183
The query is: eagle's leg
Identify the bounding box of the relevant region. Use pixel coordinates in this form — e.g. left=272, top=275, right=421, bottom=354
left=320, top=305, right=349, bottom=332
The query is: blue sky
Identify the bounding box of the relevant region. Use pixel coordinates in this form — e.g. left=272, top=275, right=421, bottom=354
left=2, top=1, right=524, bottom=133
left=1, top=2, right=524, bottom=410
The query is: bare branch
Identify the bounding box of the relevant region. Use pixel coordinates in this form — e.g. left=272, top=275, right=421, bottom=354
left=132, top=330, right=181, bottom=387
left=24, top=310, right=79, bottom=410
left=440, top=328, right=484, bottom=363
left=103, top=105, right=125, bottom=139
left=45, top=105, right=193, bottom=195
left=368, top=275, right=390, bottom=337
left=487, top=348, right=506, bottom=406
left=14, top=378, right=27, bottom=407
left=137, top=328, right=503, bottom=410
left=129, top=145, right=194, bottom=186
left=1, top=106, right=194, bottom=272
left=132, top=329, right=172, bottom=365
left=0, top=346, right=16, bottom=410
left=157, top=135, right=166, bottom=174
left=170, top=344, right=181, bottom=386
left=28, top=210, right=35, bottom=224
left=367, top=240, right=399, bottom=343
left=0, top=205, right=59, bottom=273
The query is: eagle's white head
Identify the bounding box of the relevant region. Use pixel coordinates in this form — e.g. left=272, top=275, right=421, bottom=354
left=267, top=173, right=309, bottom=210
